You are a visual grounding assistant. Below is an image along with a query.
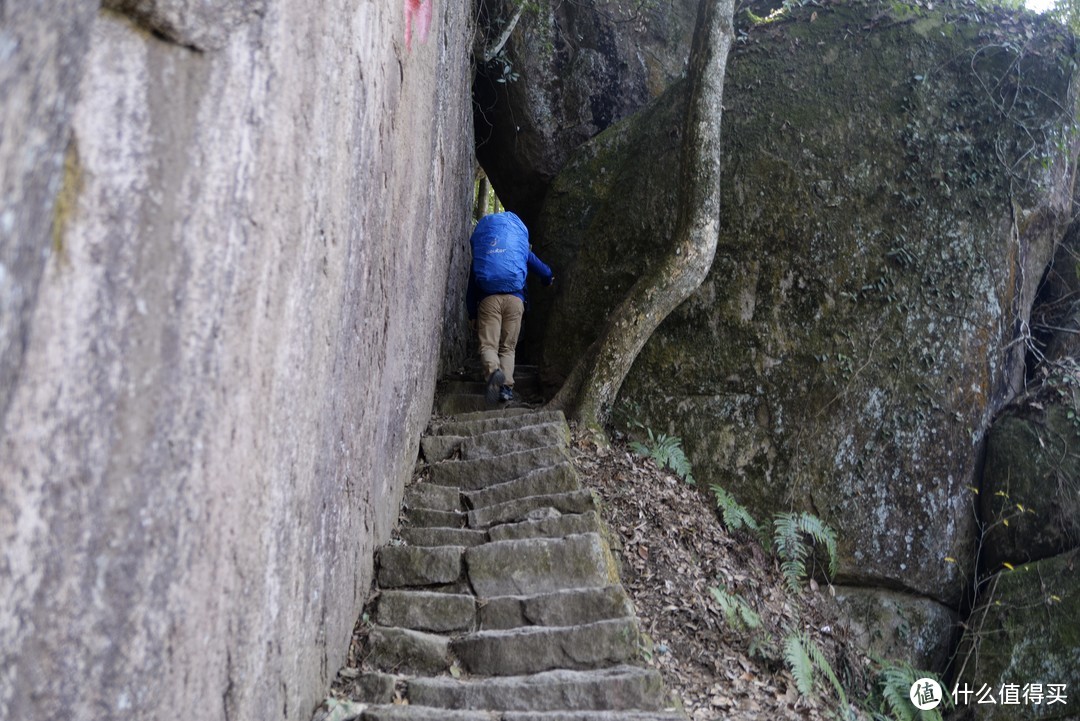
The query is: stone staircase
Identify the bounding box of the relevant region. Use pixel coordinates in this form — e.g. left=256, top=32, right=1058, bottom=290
left=343, top=385, right=686, bottom=720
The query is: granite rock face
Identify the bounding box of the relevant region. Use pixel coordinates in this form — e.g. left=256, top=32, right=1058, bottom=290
left=473, top=0, right=698, bottom=224
left=0, top=1, right=474, bottom=720
left=0, top=0, right=98, bottom=434
left=530, top=4, right=1080, bottom=604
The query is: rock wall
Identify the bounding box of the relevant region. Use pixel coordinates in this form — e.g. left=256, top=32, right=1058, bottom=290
left=0, top=1, right=474, bottom=720
left=531, top=3, right=1079, bottom=613
left=473, top=0, right=698, bottom=225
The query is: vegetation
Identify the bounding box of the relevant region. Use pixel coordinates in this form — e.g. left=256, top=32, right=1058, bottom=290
left=628, top=427, right=696, bottom=485
left=708, top=484, right=949, bottom=719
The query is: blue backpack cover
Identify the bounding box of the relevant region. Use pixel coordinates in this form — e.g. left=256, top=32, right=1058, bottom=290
left=470, top=212, right=529, bottom=294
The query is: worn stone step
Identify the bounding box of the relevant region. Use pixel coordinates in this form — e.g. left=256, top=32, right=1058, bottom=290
left=405, top=666, right=668, bottom=712
left=480, top=586, right=634, bottom=631
left=465, top=533, right=618, bottom=597
left=346, top=672, right=396, bottom=704
left=375, top=590, right=477, bottom=632
left=422, top=421, right=568, bottom=464
left=468, top=490, right=598, bottom=530
left=403, top=508, right=467, bottom=528
left=377, top=545, right=464, bottom=588
left=461, top=423, right=569, bottom=460
left=487, top=511, right=604, bottom=542
left=429, top=446, right=571, bottom=490
left=444, top=407, right=536, bottom=423
left=404, top=482, right=463, bottom=512
left=433, top=410, right=566, bottom=438
left=366, top=626, right=450, bottom=674
left=436, top=394, right=496, bottom=416
left=360, top=708, right=499, bottom=721
left=398, top=527, right=488, bottom=547
left=465, top=464, right=580, bottom=509
left=452, top=618, right=641, bottom=676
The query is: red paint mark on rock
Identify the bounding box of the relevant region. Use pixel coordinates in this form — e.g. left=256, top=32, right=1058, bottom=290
left=405, top=0, right=433, bottom=51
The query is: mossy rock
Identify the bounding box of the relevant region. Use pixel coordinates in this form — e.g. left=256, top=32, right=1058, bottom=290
left=530, top=2, right=1080, bottom=603
left=981, top=395, right=1080, bottom=569
left=826, top=586, right=959, bottom=673
left=952, top=549, right=1080, bottom=720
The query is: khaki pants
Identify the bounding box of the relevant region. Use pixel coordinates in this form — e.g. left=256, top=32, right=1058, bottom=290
left=477, top=294, right=524, bottom=387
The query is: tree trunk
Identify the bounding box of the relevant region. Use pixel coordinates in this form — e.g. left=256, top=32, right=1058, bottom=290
left=475, top=171, right=491, bottom=220
left=548, top=0, right=734, bottom=432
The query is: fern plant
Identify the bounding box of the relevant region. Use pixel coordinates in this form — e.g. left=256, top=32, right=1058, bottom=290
left=773, top=512, right=839, bottom=593
left=871, top=660, right=950, bottom=721
left=710, top=586, right=763, bottom=631
left=784, top=632, right=850, bottom=715
left=711, top=484, right=762, bottom=536
left=630, top=428, right=695, bottom=485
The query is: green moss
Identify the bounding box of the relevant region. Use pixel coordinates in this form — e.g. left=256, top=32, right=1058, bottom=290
left=51, top=139, right=82, bottom=266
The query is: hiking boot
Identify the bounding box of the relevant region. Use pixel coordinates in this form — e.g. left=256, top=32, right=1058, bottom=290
left=485, top=370, right=505, bottom=404
left=499, top=385, right=514, bottom=403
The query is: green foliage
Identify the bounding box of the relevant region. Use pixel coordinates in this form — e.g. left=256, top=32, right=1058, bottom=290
left=773, top=512, right=839, bottom=593
left=630, top=428, right=695, bottom=485
left=870, top=660, right=951, bottom=721
left=783, top=632, right=850, bottom=713
left=711, top=484, right=762, bottom=535
left=710, top=586, right=763, bottom=631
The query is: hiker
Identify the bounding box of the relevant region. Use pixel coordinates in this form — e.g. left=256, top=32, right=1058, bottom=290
left=467, top=211, right=554, bottom=403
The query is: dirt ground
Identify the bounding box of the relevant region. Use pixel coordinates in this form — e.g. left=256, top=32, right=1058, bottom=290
left=569, top=426, right=877, bottom=720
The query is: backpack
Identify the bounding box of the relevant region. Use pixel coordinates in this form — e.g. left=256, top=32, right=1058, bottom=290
left=470, top=212, right=529, bottom=295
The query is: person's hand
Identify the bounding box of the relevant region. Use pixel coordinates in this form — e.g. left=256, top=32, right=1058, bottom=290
left=545, top=275, right=555, bottom=287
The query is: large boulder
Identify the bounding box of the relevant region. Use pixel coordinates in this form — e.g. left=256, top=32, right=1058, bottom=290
left=530, top=4, right=1080, bottom=603
left=0, top=1, right=474, bottom=720
left=952, top=549, right=1080, bottom=720
left=826, top=586, right=959, bottom=673
left=980, top=377, right=1080, bottom=569
left=473, top=0, right=699, bottom=224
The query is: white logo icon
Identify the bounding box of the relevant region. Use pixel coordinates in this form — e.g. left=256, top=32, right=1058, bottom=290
left=910, top=678, right=943, bottom=710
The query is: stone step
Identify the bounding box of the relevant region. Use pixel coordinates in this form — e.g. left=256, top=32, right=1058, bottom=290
left=467, top=490, right=598, bottom=530
left=403, top=508, right=467, bottom=528
left=451, top=618, right=642, bottom=676
left=487, top=511, right=604, bottom=542
left=404, top=666, right=669, bottom=712
left=479, top=586, right=634, bottom=631
left=464, top=464, right=580, bottom=509
left=421, top=423, right=566, bottom=465
left=464, top=533, right=618, bottom=597
left=398, top=527, right=488, bottom=547
left=359, top=708, right=498, bottom=721
left=433, top=410, right=567, bottom=438
left=439, top=377, right=541, bottom=397
left=377, top=545, right=464, bottom=588
left=365, top=626, right=450, bottom=675
left=405, top=482, right=464, bottom=512
left=429, top=446, right=571, bottom=490
left=375, top=590, right=477, bottom=633
left=437, top=393, right=519, bottom=417
left=441, top=407, right=536, bottom=424
left=347, top=672, right=396, bottom=704
left=422, top=422, right=570, bottom=464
